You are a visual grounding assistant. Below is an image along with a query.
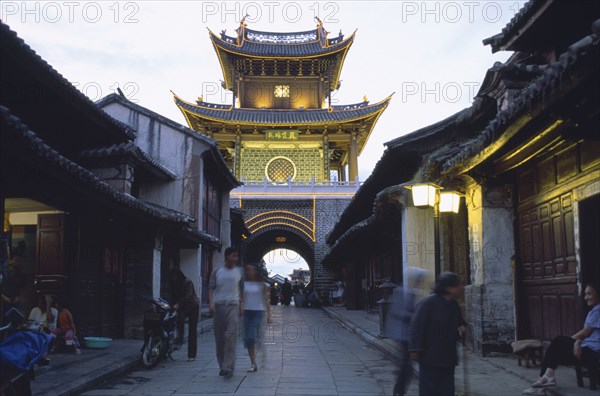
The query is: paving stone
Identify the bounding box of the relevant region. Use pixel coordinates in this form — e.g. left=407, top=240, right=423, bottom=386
left=82, top=307, right=398, bottom=395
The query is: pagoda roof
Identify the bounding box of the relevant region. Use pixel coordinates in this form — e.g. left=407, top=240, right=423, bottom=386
left=209, top=22, right=355, bottom=90
left=173, top=94, right=392, bottom=155
left=210, top=26, right=354, bottom=57
left=174, top=94, right=390, bottom=127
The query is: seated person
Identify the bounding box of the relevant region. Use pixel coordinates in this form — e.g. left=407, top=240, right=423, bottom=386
left=307, top=289, right=323, bottom=308
left=28, top=295, right=58, bottom=366
left=529, top=282, right=600, bottom=389
left=51, top=296, right=81, bottom=355
left=333, top=281, right=345, bottom=305
left=28, top=295, right=58, bottom=331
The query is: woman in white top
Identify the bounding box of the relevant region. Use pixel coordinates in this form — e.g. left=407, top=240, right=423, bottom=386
left=243, top=263, right=272, bottom=372
left=28, top=295, right=58, bottom=330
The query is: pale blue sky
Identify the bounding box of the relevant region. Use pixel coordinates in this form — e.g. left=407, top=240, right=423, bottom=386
left=2, top=1, right=522, bottom=180
left=263, top=249, right=307, bottom=279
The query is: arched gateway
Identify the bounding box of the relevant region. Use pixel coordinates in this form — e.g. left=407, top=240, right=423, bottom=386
left=233, top=191, right=356, bottom=292
left=174, top=20, right=391, bottom=294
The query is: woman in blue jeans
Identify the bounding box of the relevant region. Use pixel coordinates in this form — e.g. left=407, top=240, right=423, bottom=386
left=243, top=263, right=272, bottom=372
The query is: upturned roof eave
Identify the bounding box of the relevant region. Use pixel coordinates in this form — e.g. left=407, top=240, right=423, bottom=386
left=208, top=28, right=355, bottom=90
left=172, top=93, right=391, bottom=126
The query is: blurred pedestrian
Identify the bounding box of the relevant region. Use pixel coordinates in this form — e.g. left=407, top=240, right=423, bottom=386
left=384, top=268, right=427, bottom=396
left=409, top=272, right=465, bottom=396
left=169, top=268, right=200, bottom=362
left=209, top=247, right=244, bottom=379
left=243, top=263, right=272, bottom=372
left=281, top=279, right=292, bottom=306
left=269, top=283, right=279, bottom=305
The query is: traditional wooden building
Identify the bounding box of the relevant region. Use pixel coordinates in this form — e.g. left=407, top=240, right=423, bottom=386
left=173, top=19, right=391, bottom=184
left=0, top=22, right=239, bottom=338
left=96, top=94, right=241, bottom=309
left=324, top=0, right=600, bottom=354
left=441, top=0, right=600, bottom=345
left=172, top=19, right=391, bottom=295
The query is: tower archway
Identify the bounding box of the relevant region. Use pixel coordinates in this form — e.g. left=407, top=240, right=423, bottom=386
left=242, top=218, right=315, bottom=281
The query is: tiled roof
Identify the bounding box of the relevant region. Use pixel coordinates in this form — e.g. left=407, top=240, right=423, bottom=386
left=443, top=18, right=600, bottom=173
left=79, top=141, right=177, bottom=180
left=97, top=94, right=240, bottom=189
left=0, top=22, right=136, bottom=141
left=323, top=215, right=375, bottom=266
left=482, top=0, right=542, bottom=52
left=96, top=94, right=217, bottom=146
left=325, top=96, right=495, bottom=246
left=174, top=96, right=390, bottom=126
left=1, top=105, right=193, bottom=225
left=211, top=27, right=353, bottom=57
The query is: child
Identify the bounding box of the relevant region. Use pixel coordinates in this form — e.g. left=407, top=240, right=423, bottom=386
left=51, top=296, right=81, bottom=355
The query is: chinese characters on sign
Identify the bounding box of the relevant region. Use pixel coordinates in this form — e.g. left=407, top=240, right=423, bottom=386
left=265, top=129, right=299, bottom=141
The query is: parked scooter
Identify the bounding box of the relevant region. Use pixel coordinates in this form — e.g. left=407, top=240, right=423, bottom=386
left=0, top=307, right=53, bottom=396
left=140, top=297, right=178, bottom=369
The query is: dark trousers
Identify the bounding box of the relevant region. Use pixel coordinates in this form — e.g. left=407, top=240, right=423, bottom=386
left=418, top=364, right=455, bottom=396
left=176, top=305, right=199, bottom=358
left=541, top=336, right=598, bottom=377
left=394, top=341, right=412, bottom=396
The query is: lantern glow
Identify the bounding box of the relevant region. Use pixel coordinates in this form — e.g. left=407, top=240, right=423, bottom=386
left=411, top=183, right=438, bottom=207
left=439, top=191, right=461, bottom=213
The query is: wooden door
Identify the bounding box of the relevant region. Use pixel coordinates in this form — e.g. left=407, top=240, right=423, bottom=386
left=36, top=214, right=63, bottom=274
left=100, top=246, right=123, bottom=338
left=579, top=195, right=600, bottom=288
left=516, top=193, right=582, bottom=339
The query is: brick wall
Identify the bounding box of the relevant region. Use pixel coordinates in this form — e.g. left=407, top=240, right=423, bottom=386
left=313, top=199, right=350, bottom=294
left=232, top=197, right=350, bottom=297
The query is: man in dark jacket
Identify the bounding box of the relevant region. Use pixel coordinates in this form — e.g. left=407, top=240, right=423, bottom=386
left=409, top=272, right=465, bottom=396
left=169, top=268, right=200, bottom=361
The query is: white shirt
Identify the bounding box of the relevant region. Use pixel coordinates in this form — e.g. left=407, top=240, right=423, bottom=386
left=244, top=281, right=267, bottom=311
left=209, top=265, right=243, bottom=304
left=28, top=307, right=58, bottom=330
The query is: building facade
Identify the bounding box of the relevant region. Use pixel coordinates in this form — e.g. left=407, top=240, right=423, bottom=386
left=173, top=20, right=391, bottom=295
left=0, top=22, right=239, bottom=339
left=97, top=94, right=241, bottom=312
left=324, top=0, right=600, bottom=354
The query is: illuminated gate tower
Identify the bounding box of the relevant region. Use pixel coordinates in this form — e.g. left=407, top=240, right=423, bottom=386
left=174, top=19, right=391, bottom=293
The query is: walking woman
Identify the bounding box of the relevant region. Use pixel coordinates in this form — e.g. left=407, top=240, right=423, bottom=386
left=169, top=268, right=200, bottom=362
left=243, top=263, right=272, bottom=373
left=527, top=282, right=600, bottom=390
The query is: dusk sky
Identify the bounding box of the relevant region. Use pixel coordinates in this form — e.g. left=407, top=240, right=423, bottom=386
left=2, top=1, right=524, bottom=272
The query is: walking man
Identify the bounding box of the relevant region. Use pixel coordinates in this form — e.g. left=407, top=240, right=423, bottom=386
left=409, top=272, right=465, bottom=396
left=209, top=247, right=244, bottom=379
left=384, top=267, right=427, bottom=396
left=169, top=268, right=200, bottom=362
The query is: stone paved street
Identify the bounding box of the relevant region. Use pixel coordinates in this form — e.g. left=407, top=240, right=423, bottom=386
left=81, top=306, right=412, bottom=396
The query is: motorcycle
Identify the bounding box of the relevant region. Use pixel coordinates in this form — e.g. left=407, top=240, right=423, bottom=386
left=140, top=297, right=178, bottom=369
left=0, top=307, right=53, bottom=396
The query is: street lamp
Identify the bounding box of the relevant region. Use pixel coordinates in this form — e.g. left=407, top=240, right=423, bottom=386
left=410, top=183, right=439, bottom=207
left=440, top=191, right=462, bottom=214
left=405, top=183, right=462, bottom=276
